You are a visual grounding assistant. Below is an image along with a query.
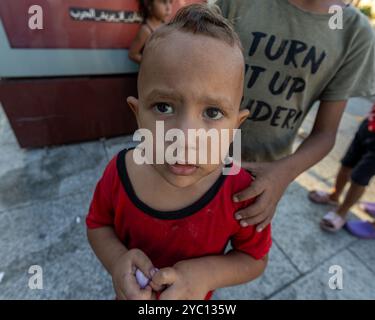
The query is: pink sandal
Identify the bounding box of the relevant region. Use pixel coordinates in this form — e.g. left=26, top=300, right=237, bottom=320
left=308, top=190, right=338, bottom=206
left=320, top=211, right=346, bottom=233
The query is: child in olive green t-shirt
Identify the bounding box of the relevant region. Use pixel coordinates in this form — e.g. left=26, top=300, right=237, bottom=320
left=215, top=0, right=375, bottom=234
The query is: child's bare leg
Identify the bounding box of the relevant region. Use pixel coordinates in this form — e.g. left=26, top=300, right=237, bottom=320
left=330, top=165, right=352, bottom=202
left=335, top=181, right=366, bottom=218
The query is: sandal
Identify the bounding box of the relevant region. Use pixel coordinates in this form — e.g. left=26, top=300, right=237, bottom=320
left=345, top=220, right=375, bottom=239
left=320, top=211, right=346, bottom=233
left=308, top=190, right=338, bottom=206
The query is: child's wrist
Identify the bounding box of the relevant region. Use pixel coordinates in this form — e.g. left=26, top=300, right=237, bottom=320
left=174, top=259, right=214, bottom=292
left=109, top=249, right=129, bottom=276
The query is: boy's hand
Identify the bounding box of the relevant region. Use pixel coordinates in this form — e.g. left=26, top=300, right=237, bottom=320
left=150, top=261, right=209, bottom=300
left=233, top=161, right=292, bottom=232
left=111, top=248, right=157, bottom=300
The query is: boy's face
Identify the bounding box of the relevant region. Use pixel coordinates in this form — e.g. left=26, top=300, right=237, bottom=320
left=128, top=30, right=248, bottom=188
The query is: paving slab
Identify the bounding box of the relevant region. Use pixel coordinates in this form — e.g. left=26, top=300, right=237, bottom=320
left=0, top=210, right=112, bottom=299
left=348, top=240, right=375, bottom=275
left=272, top=181, right=357, bottom=274
left=212, top=243, right=301, bottom=300
left=0, top=191, right=92, bottom=271
left=103, top=135, right=138, bottom=160
left=271, top=249, right=375, bottom=300
left=0, top=140, right=108, bottom=213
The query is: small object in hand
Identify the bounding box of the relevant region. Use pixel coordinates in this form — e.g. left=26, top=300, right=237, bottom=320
left=135, top=269, right=150, bottom=289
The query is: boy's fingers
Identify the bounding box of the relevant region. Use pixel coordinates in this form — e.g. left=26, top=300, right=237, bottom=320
left=233, top=181, right=264, bottom=203
left=123, top=273, right=145, bottom=300
left=235, top=194, right=268, bottom=220
left=256, top=216, right=272, bottom=233
left=241, top=213, right=267, bottom=227
left=151, top=290, right=157, bottom=300
left=152, top=267, right=177, bottom=287
left=132, top=249, right=155, bottom=278
left=127, top=285, right=152, bottom=300
left=149, top=280, right=165, bottom=292
left=138, top=286, right=153, bottom=300
left=242, top=206, right=275, bottom=227
left=124, top=280, right=152, bottom=300
left=238, top=203, right=272, bottom=226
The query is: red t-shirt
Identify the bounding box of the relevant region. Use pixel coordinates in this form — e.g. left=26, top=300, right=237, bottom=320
left=86, top=148, right=272, bottom=299
left=368, top=104, right=375, bottom=132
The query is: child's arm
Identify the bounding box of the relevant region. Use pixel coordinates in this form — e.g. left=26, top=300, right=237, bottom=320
left=233, top=100, right=347, bottom=231
left=87, top=226, right=157, bottom=300
left=151, top=250, right=268, bottom=300
left=128, top=26, right=152, bottom=64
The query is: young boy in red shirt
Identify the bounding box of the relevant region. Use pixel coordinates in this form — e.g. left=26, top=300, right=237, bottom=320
left=86, top=4, right=271, bottom=300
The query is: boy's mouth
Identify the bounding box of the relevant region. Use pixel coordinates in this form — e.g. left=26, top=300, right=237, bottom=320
left=167, top=163, right=199, bottom=176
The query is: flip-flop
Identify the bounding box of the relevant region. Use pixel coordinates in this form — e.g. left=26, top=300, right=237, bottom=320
left=345, top=220, right=375, bottom=239
left=320, top=211, right=346, bottom=233
left=308, top=190, right=338, bottom=206
left=359, top=202, right=375, bottom=218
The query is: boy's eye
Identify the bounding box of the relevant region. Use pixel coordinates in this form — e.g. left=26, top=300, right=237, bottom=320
left=153, top=103, right=174, bottom=114
left=203, top=107, right=224, bottom=120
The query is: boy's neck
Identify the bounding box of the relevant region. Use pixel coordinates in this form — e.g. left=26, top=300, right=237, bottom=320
left=288, top=0, right=347, bottom=14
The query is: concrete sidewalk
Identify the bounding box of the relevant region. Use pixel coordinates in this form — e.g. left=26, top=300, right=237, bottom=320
left=0, top=98, right=374, bottom=300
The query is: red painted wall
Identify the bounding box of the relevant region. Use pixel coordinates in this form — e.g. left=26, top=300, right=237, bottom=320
left=0, top=0, right=204, bottom=49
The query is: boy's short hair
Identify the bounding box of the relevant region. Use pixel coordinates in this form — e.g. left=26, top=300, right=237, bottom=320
left=143, top=3, right=243, bottom=55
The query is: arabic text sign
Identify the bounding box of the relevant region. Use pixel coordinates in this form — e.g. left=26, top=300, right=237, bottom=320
left=69, top=7, right=142, bottom=24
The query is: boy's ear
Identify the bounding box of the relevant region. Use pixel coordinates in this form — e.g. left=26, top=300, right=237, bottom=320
left=237, top=109, right=250, bottom=127
left=127, top=96, right=139, bottom=117
left=127, top=96, right=141, bottom=127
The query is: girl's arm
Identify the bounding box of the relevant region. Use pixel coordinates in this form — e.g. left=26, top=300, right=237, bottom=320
left=128, top=26, right=151, bottom=64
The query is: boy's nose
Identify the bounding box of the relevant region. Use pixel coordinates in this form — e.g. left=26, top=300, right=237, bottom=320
left=177, top=116, right=200, bottom=135
left=180, top=117, right=216, bottom=147
left=175, top=118, right=198, bottom=146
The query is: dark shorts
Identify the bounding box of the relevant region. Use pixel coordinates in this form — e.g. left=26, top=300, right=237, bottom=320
left=341, top=119, right=375, bottom=186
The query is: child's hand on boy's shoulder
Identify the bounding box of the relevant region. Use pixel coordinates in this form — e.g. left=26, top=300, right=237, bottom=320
left=150, top=260, right=209, bottom=300
left=234, top=160, right=293, bottom=232
left=111, top=249, right=157, bottom=300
